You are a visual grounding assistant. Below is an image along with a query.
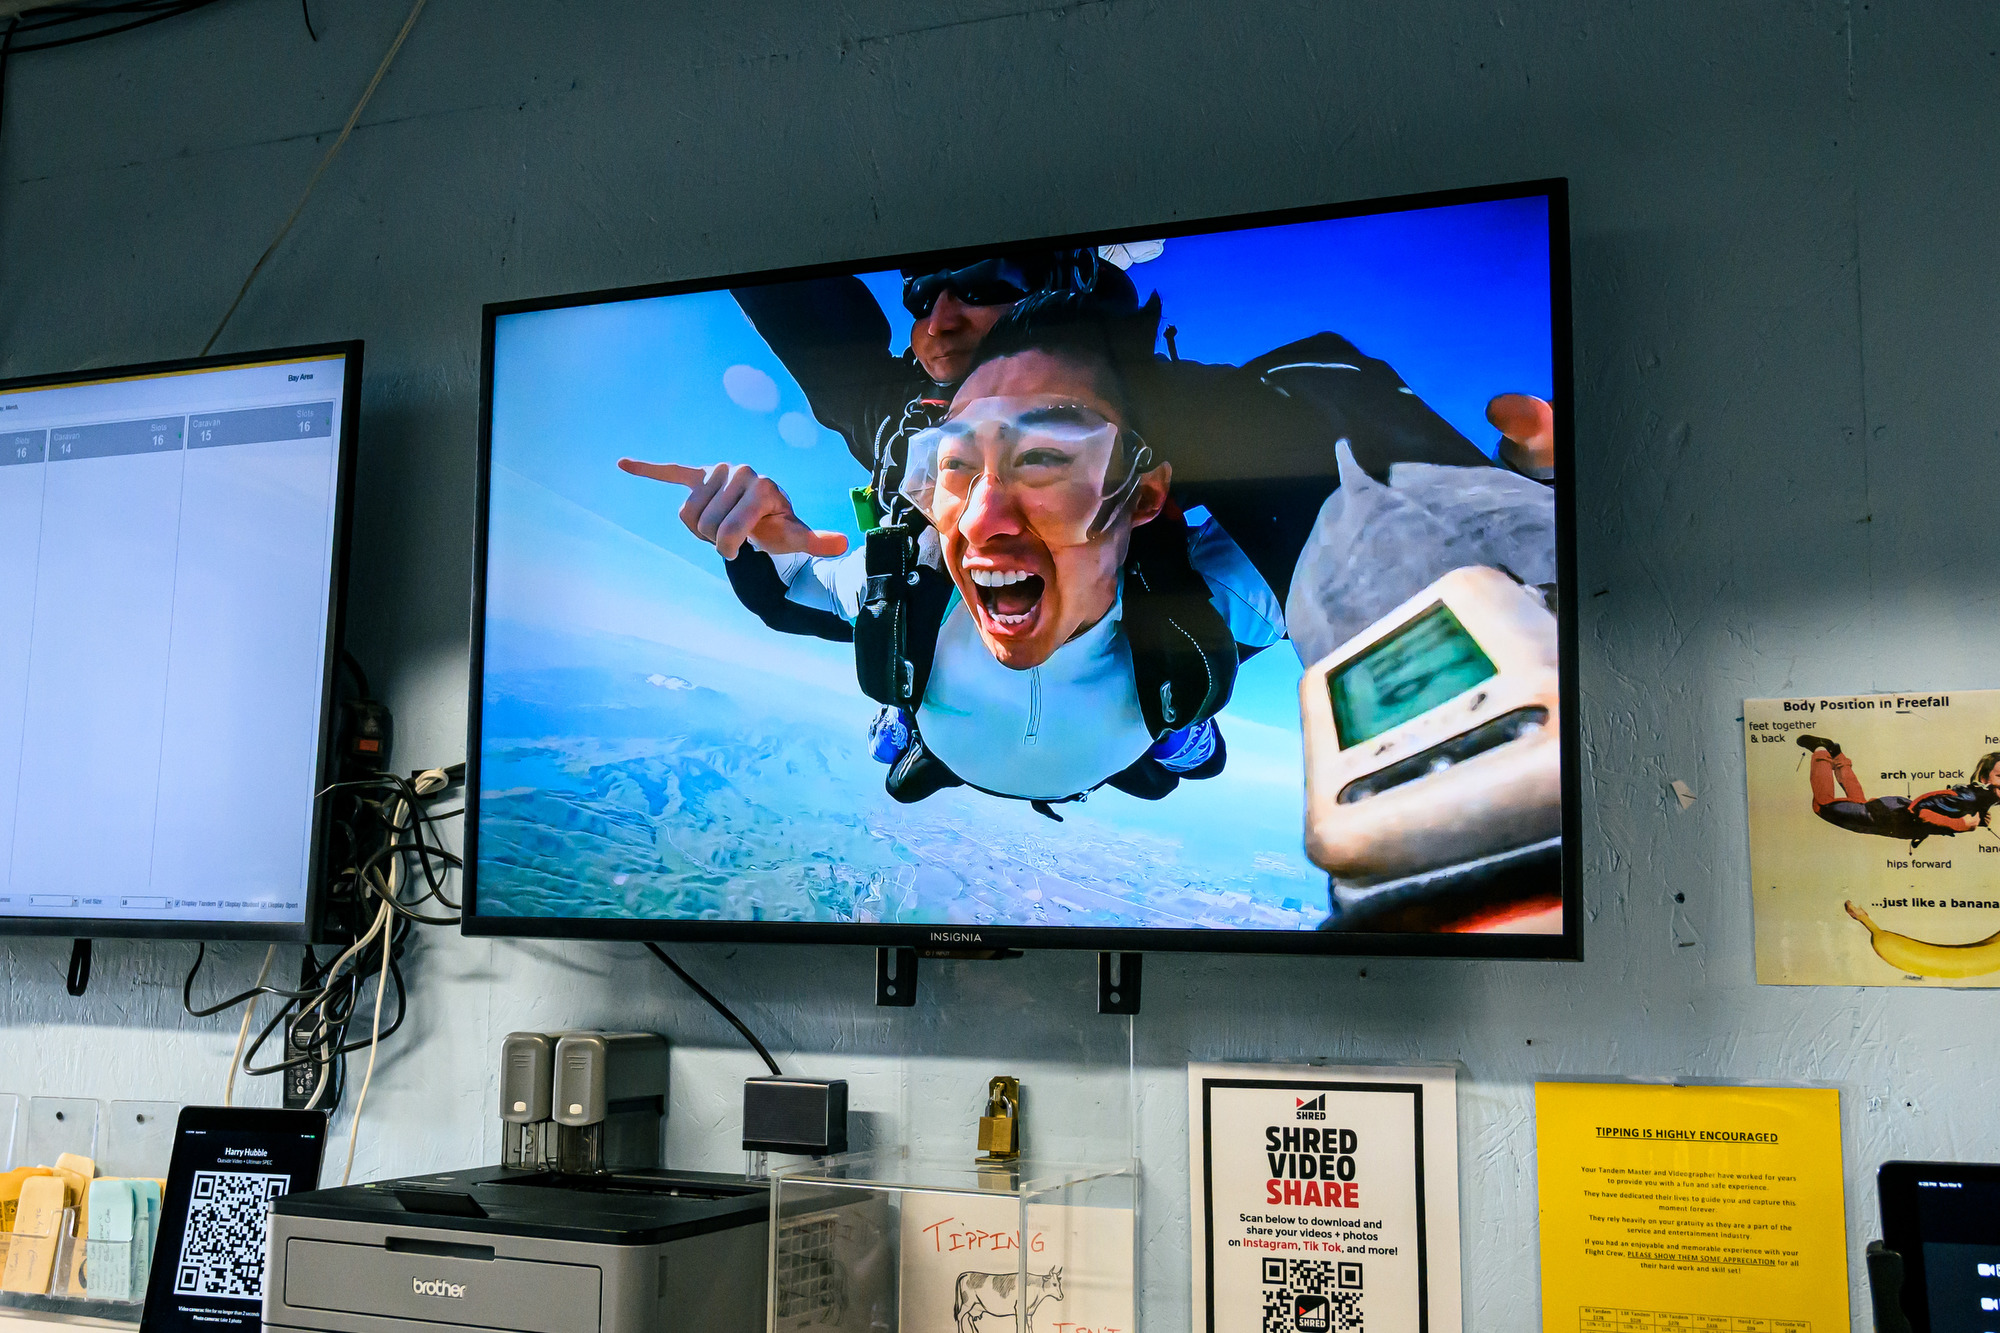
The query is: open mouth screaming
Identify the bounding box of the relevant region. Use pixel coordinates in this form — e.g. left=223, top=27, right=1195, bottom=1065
left=967, top=567, right=1046, bottom=632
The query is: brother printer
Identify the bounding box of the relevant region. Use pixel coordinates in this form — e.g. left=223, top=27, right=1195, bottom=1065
left=262, top=1032, right=769, bottom=1333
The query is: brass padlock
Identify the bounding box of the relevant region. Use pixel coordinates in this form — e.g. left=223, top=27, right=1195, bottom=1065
left=976, top=1075, right=1021, bottom=1161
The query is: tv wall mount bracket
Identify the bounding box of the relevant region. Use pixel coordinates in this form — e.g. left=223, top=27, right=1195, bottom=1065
left=873, top=946, right=1141, bottom=1015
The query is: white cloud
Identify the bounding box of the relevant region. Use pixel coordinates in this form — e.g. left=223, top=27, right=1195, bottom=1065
left=722, top=364, right=779, bottom=413
left=778, top=411, right=819, bottom=449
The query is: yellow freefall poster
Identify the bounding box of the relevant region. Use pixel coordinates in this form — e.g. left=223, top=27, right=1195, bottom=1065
left=1745, top=690, right=2000, bottom=986
left=1536, top=1082, right=1848, bottom=1333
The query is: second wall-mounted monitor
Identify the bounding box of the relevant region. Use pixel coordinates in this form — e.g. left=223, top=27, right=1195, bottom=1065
left=468, top=180, right=1576, bottom=957
left=0, top=344, right=361, bottom=940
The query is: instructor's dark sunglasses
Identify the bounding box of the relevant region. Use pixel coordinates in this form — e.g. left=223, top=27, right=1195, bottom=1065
left=901, top=259, right=1031, bottom=318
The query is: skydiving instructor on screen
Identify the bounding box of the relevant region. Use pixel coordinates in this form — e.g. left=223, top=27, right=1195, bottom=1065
left=620, top=285, right=1557, bottom=823
left=621, top=294, right=1253, bottom=816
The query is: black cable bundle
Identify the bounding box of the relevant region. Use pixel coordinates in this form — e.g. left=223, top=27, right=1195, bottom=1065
left=2, top=0, right=226, bottom=54
left=182, top=657, right=463, bottom=1119
left=177, top=657, right=789, bottom=1155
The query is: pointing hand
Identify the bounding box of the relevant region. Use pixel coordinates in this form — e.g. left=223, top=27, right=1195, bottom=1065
left=1486, top=394, right=1556, bottom=480
left=617, top=459, right=850, bottom=559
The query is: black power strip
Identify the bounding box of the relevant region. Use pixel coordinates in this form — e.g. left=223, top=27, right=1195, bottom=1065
left=281, top=955, right=344, bottom=1111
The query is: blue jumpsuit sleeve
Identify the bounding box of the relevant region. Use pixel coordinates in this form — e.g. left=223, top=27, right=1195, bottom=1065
left=1184, top=507, right=1287, bottom=654
left=723, top=550, right=856, bottom=642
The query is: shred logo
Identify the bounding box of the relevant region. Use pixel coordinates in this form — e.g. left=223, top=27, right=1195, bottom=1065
left=1293, top=1294, right=1330, bottom=1331
left=1264, top=1123, right=1361, bottom=1208
left=1295, top=1094, right=1327, bottom=1121
left=412, top=1279, right=467, bottom=1299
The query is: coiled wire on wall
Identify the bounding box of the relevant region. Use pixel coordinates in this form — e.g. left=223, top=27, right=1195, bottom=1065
left=182, top=670, right=464, bottom=1183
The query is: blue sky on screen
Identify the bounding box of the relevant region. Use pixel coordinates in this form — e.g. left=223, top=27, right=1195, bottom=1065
left=487, top=193, right=1554, bottom=736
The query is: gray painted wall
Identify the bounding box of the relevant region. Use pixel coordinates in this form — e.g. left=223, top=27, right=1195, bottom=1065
left=4, top=1, right=1998, bottom=1326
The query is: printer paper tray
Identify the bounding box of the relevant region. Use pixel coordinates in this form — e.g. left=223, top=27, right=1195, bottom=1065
left=282, top=1238, right=599, bottom=1333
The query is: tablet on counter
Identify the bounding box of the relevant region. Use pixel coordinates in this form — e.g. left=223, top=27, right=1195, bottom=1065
left=140, top=1106, right=327, bottom=1333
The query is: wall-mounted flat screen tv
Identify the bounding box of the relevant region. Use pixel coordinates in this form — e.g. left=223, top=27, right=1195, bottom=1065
left=468, top=180, right=1576, bottom=956
left=0, top=344, right=360, bottom=940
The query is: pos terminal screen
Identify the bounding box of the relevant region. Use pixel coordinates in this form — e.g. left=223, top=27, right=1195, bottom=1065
left=140, top=1107, right=326, bottom=1333
left=1911, top=1176, right=2000, bottom=1333
left=1330, top=603, right=1498, bottom=748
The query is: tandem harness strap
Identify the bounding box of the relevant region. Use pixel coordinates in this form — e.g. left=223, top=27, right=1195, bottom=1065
left=855, top=523, right=953, bottom=711
left=850, top=514, right=1240, bottom=810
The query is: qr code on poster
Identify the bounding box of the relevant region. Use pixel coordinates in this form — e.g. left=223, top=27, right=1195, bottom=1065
left=172, top=1171, right=289, bottom=1299
left=1260, top=1258, right=1363, bottom=1333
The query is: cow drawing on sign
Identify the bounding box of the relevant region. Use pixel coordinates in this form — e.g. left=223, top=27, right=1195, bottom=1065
left=952, top=1265, right=1063, bottom=1333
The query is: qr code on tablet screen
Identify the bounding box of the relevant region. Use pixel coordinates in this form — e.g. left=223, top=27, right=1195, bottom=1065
left=1260, top=1258, right=1363, bottom=1333
left=173, top=1171, right=289, bottom=1299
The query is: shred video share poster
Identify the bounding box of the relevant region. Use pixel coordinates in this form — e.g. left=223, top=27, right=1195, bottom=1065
left=1745, top=689, right=2000, bottom=987
left=1190, top=1064, right=1461, bottom=1333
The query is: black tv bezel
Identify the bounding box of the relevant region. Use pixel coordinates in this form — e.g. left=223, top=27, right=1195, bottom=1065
left=1878, top=1158, right=2000, bottom=1333
left=464, top=177, right=1580, bottom=961
left=0, top=341, right=364, bottom=943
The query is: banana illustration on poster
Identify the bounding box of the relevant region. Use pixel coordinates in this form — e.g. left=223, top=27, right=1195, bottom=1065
left=1189, top=1063, right=1461, bottom=1333
left=1744, top=689, right=2000, bottom=986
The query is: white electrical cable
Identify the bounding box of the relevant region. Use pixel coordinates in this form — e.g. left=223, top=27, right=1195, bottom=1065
left=340, top=897, right=393, bottom=1186
left=337, top=780, right=432, bottom=1184
left=293, top=895, right=389, bottom=1034
left=199, top=0, right=429, bottom=355
left=195, top=767, right=459, bottom=1124
left=281, top=883, right=394, bottom=1111
left=304, top=1040, right=331, bottom=1110
left=224, top=945, right=277, bottom=1106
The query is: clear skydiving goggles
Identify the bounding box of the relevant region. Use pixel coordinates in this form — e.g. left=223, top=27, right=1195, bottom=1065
left=899, top=396, right=1156, bottom=548
left=900, top=258, right=1034, bottom=318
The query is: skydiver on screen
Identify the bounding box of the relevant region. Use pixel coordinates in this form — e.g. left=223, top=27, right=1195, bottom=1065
left=625, top=294, right=1257, bottom=814
left=732, top=251, right=1557, bottom=598
left=730, top=251, right=1133, bottom=530
left=736, top=259, right=1561, bottom=693
left=623, top=294, right=1556, bottom=816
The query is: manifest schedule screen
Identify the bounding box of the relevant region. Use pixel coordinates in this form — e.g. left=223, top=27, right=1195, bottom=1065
left=0, top=355, right=347, bottom=929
